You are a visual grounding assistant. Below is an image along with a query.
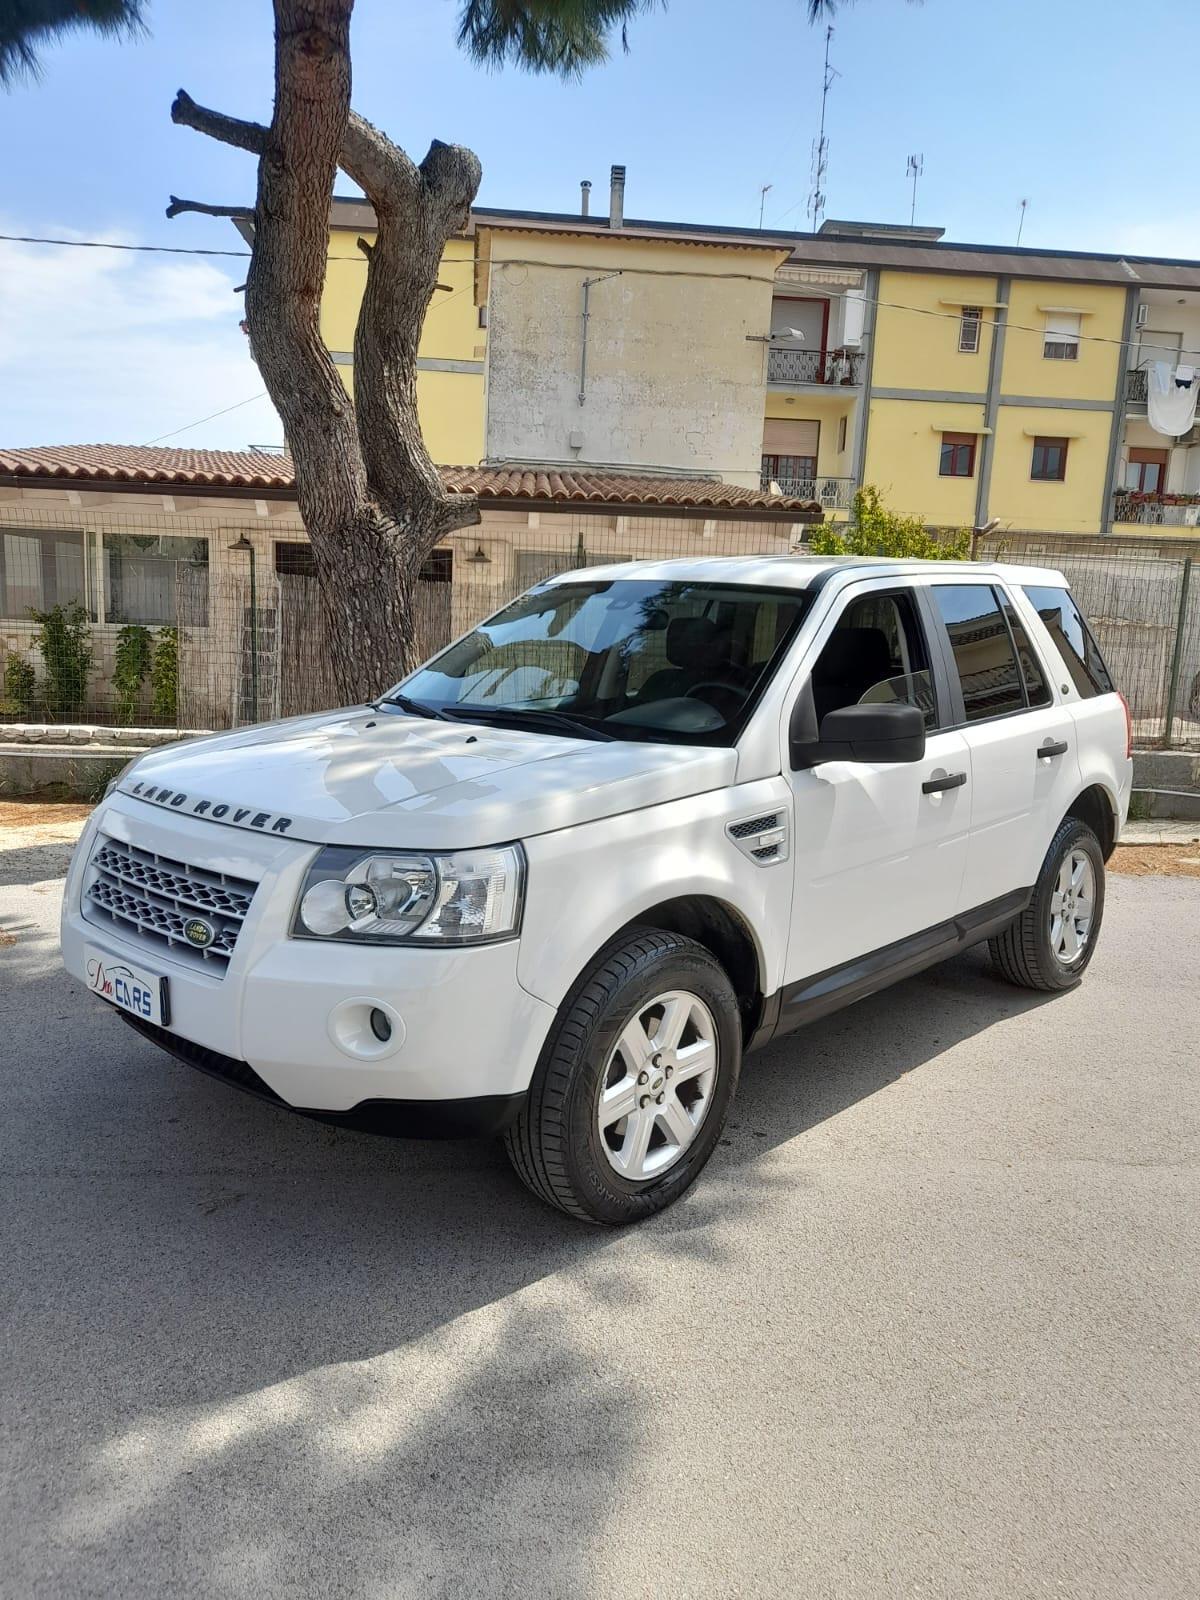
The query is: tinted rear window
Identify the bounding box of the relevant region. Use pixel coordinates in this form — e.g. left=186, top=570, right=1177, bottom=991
left=1022, top=585, right=1114, bottom=699
left=931, top=584, right=1026, bottom=721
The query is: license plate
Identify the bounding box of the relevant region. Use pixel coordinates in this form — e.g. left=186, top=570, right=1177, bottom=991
left=84, top=945, right=169, bottom=1027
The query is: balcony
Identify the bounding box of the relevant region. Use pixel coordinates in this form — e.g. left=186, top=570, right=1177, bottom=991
left=767, top=347, right=864, bottom=387
left=1112, top=489, right=1200, bottom=527
left=1125, top=369, right=1148, bottom=407
left=760, top=474, right=854, bottom=510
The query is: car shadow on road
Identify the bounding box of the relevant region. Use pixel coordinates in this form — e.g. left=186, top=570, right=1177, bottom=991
left=1, top=895, right=1056, bottom=1596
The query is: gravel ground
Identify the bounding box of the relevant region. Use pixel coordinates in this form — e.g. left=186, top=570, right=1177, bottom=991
left=0, top=832, right=1197, bottom=1598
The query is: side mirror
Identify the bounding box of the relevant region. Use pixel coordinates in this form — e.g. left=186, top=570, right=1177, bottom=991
left=790, top=697, right=926, bottom=769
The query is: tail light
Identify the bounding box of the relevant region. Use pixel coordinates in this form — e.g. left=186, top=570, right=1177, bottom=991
left=1118, top=691, right=1132, bottom=759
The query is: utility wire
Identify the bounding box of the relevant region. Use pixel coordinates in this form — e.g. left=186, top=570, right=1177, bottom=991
left=142, top=392, right=270, bottom=445
left=8, top=228, right=1193, bottom=356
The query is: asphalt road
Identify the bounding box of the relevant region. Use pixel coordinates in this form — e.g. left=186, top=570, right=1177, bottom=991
left=1, top=834, right=1197, bottom=1599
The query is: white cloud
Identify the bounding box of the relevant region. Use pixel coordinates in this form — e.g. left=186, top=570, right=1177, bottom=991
left=0, top=224, right=283, bottom=449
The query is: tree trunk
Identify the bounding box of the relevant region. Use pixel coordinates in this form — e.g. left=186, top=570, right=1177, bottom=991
left=170, top=0, right=482, bottom=706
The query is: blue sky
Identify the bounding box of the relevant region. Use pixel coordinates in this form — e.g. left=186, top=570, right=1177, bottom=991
left=3, top=0, right=1198, bottom=449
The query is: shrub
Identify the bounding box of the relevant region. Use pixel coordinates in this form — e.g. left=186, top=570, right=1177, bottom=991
left=112, top=624, right=154, bottom=725
left=150, top=626, right=179, bottom=726
left=2, top=649, right=38, bottom=718
left=808, top=485, right=972, bottom=562
left=31, top=602, right=93, bottom=721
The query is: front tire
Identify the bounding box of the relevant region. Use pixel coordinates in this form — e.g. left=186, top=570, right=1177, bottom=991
left=989, top=816, right=1105, bottom=992
left=505, top=929, right=741, bottom=1224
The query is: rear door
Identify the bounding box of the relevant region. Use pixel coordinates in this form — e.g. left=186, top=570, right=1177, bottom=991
left=925, top=580, right=1081, bottom=912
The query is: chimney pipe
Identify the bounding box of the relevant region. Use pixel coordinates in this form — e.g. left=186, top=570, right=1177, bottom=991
left=580, top=179, right=592, bottom=217
left=609, top=165, right=625, bottom=229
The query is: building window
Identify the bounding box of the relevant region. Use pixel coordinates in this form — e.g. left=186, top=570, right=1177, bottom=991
left=761, top=453, right=817, bottom=490
left=939, top=432, right=977, bottom=478
left=102, top=534, right=208, bottom=625
left=1043, top=312, right=1081, bottom=361
left=0, top=527, right=87, bottom=618
left=274, top=541, right=315, bottom=576
left=1031, top=437, right=1069, bottom=481
left=1124, top=448, right=1168, bottom=494
left=959, top=307, right=982, bottom=353
left=420, top=547, right=453, bottom=583
left=837, top=416, right=848, bottom=453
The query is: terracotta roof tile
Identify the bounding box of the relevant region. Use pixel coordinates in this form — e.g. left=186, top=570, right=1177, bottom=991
left=0, top=444, right=822, bottom=517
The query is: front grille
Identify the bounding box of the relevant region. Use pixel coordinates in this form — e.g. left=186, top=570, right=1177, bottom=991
left=83, top=835, right=258, bottom=975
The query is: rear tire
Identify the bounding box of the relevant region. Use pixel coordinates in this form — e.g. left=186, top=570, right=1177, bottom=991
left=989, top=816, right=1105, bottom=992
left=505, top=929, right=741, bottom=1224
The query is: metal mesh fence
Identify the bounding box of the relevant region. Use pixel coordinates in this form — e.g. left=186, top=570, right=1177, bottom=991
left=4, top=502, right=1197, bottom=747
left=0, top=505, right=805, bottom=734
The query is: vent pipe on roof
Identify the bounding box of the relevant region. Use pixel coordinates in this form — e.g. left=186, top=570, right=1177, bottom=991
left=580, top=179, right=592, bottom=217
left=609, top=165, right=625, bottom=229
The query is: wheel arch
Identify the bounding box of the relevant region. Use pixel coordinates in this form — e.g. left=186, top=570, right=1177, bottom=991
left=605, top=894, right=768, bottom=1045
left=1064, top=782, right=1119, bottom=860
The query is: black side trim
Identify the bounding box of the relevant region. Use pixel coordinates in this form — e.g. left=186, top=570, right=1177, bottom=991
left=753, top=886, right=1033, bottom=1047
left=116, top=1011, right=525, bottom=1139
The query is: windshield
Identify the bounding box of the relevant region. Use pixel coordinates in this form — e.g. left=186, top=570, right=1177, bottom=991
left=393, top=578, right=812, bottom=745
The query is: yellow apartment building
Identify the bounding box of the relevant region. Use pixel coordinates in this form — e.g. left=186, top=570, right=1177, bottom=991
left=309, top=171, right=1200, bottom=539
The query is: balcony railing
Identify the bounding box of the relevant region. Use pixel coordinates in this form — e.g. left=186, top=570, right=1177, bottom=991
left=1125, top=369, right=1148, bottom=406
left=760, top=474, right=854, bottom=510
left=1112, top=489, right=1200, bottom=527
left=766, top=347, right=863, bottom=386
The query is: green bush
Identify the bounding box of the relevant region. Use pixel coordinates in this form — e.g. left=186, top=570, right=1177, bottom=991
left=2, top=650, right=37, bottom=718
left=808, top=485, right=972, bottom=562
left=31, top=602, right=93, bottom=721
left=150, top=626, right=179, bottom=726
left=112, top=624, right=153, bottom=725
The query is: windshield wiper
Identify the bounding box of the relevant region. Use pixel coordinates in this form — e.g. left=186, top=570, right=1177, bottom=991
left=376, top=693, right=454, bottom=721
left=442, top=703, right=615, bottom=742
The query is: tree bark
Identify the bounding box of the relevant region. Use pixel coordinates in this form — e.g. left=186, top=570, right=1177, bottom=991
left=170, top=0, right=482, bottom=702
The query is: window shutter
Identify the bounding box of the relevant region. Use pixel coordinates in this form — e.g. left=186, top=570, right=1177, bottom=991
left=762, top=419, right=819, bottom=456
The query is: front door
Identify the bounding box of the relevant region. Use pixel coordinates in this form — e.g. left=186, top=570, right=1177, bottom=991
left=783, top=581, right=972, bottom=992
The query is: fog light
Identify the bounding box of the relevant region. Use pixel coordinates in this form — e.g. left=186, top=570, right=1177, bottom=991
left=369, top=1007, right=392, bottom=1043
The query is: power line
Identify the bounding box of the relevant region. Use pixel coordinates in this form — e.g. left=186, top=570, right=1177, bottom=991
left=5, top=226, right=1189, bottom=355
left=142, top=392, right=270, bottom=445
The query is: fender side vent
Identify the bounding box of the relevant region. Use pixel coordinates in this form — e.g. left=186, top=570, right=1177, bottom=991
left=727, top=811, right=789, bottom=865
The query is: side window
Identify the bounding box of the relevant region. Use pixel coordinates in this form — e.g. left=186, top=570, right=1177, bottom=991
left=1022, top=584, right=1114, bottom=698
left=810, top=589, right=937, bottom=729
left=931, top=584, right=1026, bottom=722
left=1000, top=593, right=1052, bottom=708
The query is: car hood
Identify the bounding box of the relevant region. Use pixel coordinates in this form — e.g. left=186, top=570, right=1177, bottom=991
left=116, top=707, right=739, bottom=849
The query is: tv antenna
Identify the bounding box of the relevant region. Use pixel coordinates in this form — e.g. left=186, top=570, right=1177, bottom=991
left=1016, top=197, right=1029, bottom=246
left=906, top=153, right=924, bottom=226
left=758, top=183, right=773, bottom=230
left=807, top=25, right=839, bottom=231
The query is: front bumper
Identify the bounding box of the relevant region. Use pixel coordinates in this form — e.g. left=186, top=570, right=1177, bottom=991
left=61, top=796, right=557, bottom=1120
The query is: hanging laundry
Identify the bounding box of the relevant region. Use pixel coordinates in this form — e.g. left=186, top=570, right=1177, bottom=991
left=1147, top=361, right=1199, bottom=436
left=1175, top=363, right=1196, bottom=389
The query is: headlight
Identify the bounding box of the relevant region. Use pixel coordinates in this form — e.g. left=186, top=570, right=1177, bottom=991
left=292, top=844, right=525, bottom=946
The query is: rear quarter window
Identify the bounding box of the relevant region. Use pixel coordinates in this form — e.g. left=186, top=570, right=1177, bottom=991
left=1022, top=585, right=1114, bottom=699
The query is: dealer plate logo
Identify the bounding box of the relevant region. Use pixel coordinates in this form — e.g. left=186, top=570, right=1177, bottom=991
left=184, top=917, right=216, bottom=949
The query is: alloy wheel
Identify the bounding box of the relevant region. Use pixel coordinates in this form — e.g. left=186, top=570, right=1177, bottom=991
left=1049, top=848, right=1096, bottom=965
left=597, top=989, right=719, bottom=1182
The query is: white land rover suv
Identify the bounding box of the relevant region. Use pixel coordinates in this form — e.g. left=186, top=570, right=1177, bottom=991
left=62, top=556, right=1132, bottom=1223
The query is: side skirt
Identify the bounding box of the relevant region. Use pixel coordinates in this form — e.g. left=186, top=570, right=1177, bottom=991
left=753, top=887, right=1032, bottom=1049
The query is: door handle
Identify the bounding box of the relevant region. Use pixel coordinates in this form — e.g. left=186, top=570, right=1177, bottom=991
left=1038, top=740, right=1069, bottom=759
left=922, top=771, right=967, bottom=795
